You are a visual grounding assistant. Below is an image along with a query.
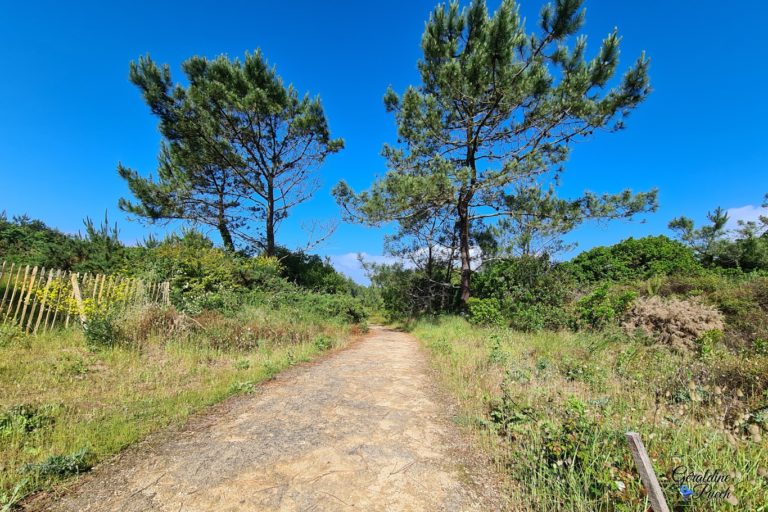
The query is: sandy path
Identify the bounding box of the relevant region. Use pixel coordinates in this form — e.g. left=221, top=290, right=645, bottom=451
left=38, top=327, right=504, bottom=511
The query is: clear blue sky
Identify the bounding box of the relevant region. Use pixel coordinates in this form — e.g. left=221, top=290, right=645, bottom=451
left=1, top=1, right=767, bottom=283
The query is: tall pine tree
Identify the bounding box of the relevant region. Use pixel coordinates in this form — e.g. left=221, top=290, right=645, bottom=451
left=119, top=51, right=343, bottom=254
left=334, top=0, right=655, bottom=305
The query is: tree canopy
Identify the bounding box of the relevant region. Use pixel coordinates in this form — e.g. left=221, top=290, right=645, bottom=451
left=119, top=50, right=343, bottom=254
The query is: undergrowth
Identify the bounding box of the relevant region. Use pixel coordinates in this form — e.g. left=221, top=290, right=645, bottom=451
left=413, top=316, right=768, bottom=511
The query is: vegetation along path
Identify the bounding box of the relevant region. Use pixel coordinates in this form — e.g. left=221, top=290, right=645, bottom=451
left=39, top=327, right=504, bottom=511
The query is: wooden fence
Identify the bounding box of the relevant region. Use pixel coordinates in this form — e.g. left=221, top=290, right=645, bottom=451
left=0, top=261, right=170, bottom=335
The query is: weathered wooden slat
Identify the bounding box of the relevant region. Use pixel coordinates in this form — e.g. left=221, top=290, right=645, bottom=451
left=44, top=269, right=62, bottom=333
left=34, top=269, right=55, bottom=334
left=625, top=432, right=669, bottom=512
left=4, top=264, right=22, bottom=321
left=25, top=267, right=46, bottom=333
left=12, top=265, right=31, bottom=323
left=65, top=272, right=75, bottom=329
left=19, top=266, right=39, bottom=329
left=0, top=262, right=15, bottom=312
left=97, top=273, right=106, bottom=303
left=70, top=273, right=86, bottom=326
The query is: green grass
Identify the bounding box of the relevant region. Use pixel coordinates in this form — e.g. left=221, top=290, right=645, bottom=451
left=0, top=304, right=357, bottom=508
left=412, top=316, right=768, bottom=511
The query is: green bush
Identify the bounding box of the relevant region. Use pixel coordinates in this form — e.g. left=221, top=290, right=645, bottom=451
left=467, top=298, right=504, bottom=326
left=509, top=304, right=572, bottom=332
left=575, top=284, right=636, bottom=330
left=266, top=291, right=367, bottom=324
left=0, top=404, right=56, bottom=437
left=0, top=324, right=25, bottom=348
left=22, top=448, right=91, bottom=479
left=83, top=311, right=127, bottom=349
left=313, top=335, right=333, bottom=351
left=567, top=235, right=701, bottom=284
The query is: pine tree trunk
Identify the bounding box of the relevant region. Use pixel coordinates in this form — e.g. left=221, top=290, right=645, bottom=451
left=266, top=178, right=275, bottom=257
left=458, top=203, right=472, bottom=308
left=218, top=221, right=235, bottom=252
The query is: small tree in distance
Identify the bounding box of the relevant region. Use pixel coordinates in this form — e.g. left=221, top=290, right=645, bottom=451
left=119, top=50, right=344, bottom=255
left=334, top=0, right=657, bottom=306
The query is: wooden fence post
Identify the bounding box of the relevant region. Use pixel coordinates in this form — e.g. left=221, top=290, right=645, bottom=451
left=625, top=432, right=670, bottom=512
left=0, top=262, right=15, bottom=311
left=11, top=265, right=30, bottom=322
left=34, top=269, right=55, bottom=334
left=44, top=269, right=62, bottom=333
left=25, top=267, right=45, bottom=333
left=4, top=264, right=22, bottom=322
left=18, top=266, right=38, bottom=328
left=70, top=273, right=87, bottom=326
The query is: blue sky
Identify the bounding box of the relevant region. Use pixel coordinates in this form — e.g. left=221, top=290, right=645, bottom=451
left=1, top=1, right=766, bottom=283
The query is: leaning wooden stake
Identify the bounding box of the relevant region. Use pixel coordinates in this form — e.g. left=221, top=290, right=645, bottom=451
left=70, top=273, right=87, bottom=326
left=18, top=266, right=38, bottom=328
left=625, top=432, right=670, bottom=512
left=0, top=262, right=15, bottom=312
left=4, top=264, right=22, bottom=322
left=33, top=269, right=54, bottom=334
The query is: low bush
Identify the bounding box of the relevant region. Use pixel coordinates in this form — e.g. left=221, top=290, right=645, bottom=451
left=0, top=324, right=25, bottom=348
left=0, top=404, right=56, bottom=437
left=83, top=310, right=127, bottom=349
left=22, top=448, right=92, bottom=479
left=467, top=298, right=504, bottom=326
left=575, top=284, right=636, bottom=330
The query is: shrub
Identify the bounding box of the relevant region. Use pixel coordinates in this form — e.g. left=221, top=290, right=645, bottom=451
left=467, top=298, right=504, bottom=326
left=0, top=404, right=56, bottom=436
left=266, top=291, right=367, bottom=324
left=313, top=335, right=334, bottom=351
left=474, top=256, right=572, bottom=313
left=575, top=284, right=636, bottom=330
left=83, top=310, right=127, bottom=349
left=567, top=235, right=701, bottom=283
left=509, top=304, right=572, bottom=332
left=0, top=324, right=25, bottom=347
left=22, top=449, right=91, bottom=479
left=622, top=296, right=725, bottom=351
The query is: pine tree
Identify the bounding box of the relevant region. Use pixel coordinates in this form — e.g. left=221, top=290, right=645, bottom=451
left=334, top=0, right=655, bottom=306
left=119, top=51, right=343, bottom=254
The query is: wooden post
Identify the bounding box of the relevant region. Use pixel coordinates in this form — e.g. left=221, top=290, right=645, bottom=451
left=44, top=270, right=62, bottom=332
left=65, top=272, right=74, bottom=329
left=97, top=273, right=106, bottom=303
left=625, top=432, right=670, bottom=512
left=4, top=264, right=22, bottom=322
left=11, top=265, right=30, bottom=323
left=34, top=269, right=54, bottom=334
left=70, top=273, right=87, bottom=326
left=18, top=266, right=37, bottom=327
left=0, top=262, right=15, bottom=312
left=22, top=267, right=45, bottom=334
left=25, top=267, right=45, bottom=333
left=104, top=275, right=114, bottom=303
left=90, top=273, right=99, bottom=301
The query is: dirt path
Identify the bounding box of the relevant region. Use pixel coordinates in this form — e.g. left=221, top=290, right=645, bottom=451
left=37, top=327, right=505, bottom=511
